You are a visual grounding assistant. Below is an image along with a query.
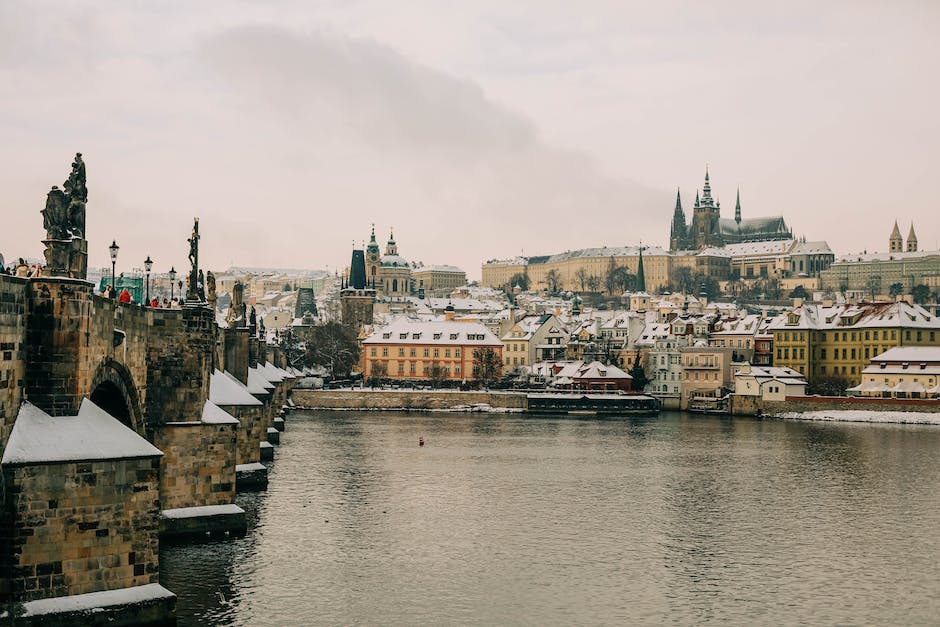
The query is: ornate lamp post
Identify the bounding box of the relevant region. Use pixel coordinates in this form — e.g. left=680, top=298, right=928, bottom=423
left=109, top=240, right=120, bottom=296
left=168, top=266, right=177, bottom=301
left=144, top=255, right=153, bottom=305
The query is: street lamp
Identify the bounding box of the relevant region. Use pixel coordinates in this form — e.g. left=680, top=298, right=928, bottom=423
left=168, top=267, right=177, bottom=301
left=144, top=255, right=153, bottom=305
left=109, top=240, right=120, bottom=296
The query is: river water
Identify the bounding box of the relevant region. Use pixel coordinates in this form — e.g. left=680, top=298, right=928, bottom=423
left=160, top=411, right=940, bottom=626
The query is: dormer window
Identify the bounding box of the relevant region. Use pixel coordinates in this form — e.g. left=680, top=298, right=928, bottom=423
left=382, top=333, right=391, bottom=339
left=450, top=333, right=458, bottom=340
left=433, top=333, right=442, bottom=340
left=399, top=333, right=408, bottom=339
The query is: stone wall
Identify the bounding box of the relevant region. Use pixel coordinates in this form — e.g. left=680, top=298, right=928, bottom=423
left=0, top=275, right=27, bottom=451
left=292, top=389, right=528, bottom=411
left=763, top=395, right=940, bottom=416
left=219, top=405, right=264, bottom=466
left=222, top=328, right=249, bottom=384
left=154, top=422, right=237, bottom=511
left=1, top=456, right=161, bottom=601
left=142, top=306, right=216, bottom=428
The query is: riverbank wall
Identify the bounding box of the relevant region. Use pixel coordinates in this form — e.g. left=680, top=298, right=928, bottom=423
left=291, top=389, right=528, bottom=411
left=763, top=395, right=940, bottom=416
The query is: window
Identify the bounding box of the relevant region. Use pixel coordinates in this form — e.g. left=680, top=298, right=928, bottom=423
left=455, top=349, right=461, bottom=358
left=398, top=348, right=405, bottom=357
left=370, top=348, right=376, bottom=357
left=434, top=349, right=439, bottom=358
left=409, top=363, right=416, bottom=374
left=445, top=349, right=451, bottom=358
left=423, top=348, right=429, bottom=357
left=410, top=348, right=416, bottom=357
left=398, top=363, right=404, bottom=374
left=382, top=347, right=388, bottom=357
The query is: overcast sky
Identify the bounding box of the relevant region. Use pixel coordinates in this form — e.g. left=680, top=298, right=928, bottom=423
left=1, top=1, right=937, bottom=278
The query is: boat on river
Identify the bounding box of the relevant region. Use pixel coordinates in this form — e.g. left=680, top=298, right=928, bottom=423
left=526, top=393, right=660, bottom=415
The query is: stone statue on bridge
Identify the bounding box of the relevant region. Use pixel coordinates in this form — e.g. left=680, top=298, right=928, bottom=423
left=41, top=153, right=89, bottom=279
left=226, top=281, right=247, bottom=328
left=206, top=271, right=217, bottom=310
left=186, top=218, right=201, bottom=302
left=42, top=153, right=87, bottom=241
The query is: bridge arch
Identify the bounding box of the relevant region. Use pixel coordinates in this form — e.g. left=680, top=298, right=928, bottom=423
left=89, top=359, right=144, bottom=436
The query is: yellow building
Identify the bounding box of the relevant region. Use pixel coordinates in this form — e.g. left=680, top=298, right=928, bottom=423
left=768, top=301, right=940, bottom=389
left=361, top=318, right=502, bottom=382
left=412, top=265, right=467, bottom=296
left=848, top=346, right=940, bottom=398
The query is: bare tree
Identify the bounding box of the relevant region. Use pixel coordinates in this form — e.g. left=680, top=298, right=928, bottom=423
left=574, top=268, right=588, bottom=292
left=306, top=322, right=360, bottom=379
left=545, top=269, right=562, bottom=294
left=473, top=347, right=502, bottom=386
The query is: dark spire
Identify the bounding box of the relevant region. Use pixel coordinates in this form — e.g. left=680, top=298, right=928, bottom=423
left=348, top=249, right=367, bottom=290
left=700, top=165, right=714, bottom=207
left=636, top=246, right=646, bottom=293
left=670, top=188, right=688, bottom=251
left=735, top=188, right=741, bottom=223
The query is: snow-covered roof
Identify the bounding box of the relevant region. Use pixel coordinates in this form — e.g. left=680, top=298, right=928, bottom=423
left=765, top=301, right=939, bottom=331
left=834, top=249, right=940, bottom=263
left=870, top=346, right=940, bottom=364
left=210, top=370, right=263, bottom=406
left=248, top=366, right=276, bottom=392
left=722, top=239, right=794, bottom=257
left=2, top=400, right=163, bottom=465
left=363, top=317, right=502, bottom=346
left=573, top=361, right=632, bottom=380
left=201, top=401, right=240, bottom=424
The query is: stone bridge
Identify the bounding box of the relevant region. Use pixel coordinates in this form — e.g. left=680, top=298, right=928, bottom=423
left=0, top=157, right=302, bottom=625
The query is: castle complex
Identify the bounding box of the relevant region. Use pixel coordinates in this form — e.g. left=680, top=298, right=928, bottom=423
left=670, top=168, right=792, bottom=251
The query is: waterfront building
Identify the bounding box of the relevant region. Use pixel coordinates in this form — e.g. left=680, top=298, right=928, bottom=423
left=679, top=344, right=735, bottom=409
left=645, top=332, right=688, bottom=409
left=361, top=317, right=502, bottom=381
left=847, top=346, right=940, bottom=398
left=501, top=313, right=569, bottom=370
left=733, top=364, right=808, bottom=401
left=766, top=300, right=940, bottom=389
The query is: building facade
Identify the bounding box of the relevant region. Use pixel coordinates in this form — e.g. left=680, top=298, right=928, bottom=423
left=362, top=318, right=503, bottom=382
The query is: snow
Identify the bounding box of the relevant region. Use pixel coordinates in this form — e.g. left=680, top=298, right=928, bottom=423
left=266, top=427, right=279, bottom=434
left=202, top=400, right=240, bottom=424
left=2, top=400, right=163, bottom=466
left=248, top=366, right=276, bottom=393
left=209, top=369, right=263, bottom=406
left=259, top=362, right=286, bottom=383
left=260, top=441, right=274, bottom=449
left=776, top=410, right=940, bottom=425
left=16, top=583, right=175, bottom=617
left=236, top=462, right=266, bottom=473
left=162, top=504, right=245, bottom=519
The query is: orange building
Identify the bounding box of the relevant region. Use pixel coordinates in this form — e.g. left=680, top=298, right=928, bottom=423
left=362, top=318, right=503, bottom=382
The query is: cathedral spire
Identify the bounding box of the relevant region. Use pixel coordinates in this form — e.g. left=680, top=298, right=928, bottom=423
left=700, top=166, right=714, bottom=207
left=735, top=188, right=741, bottom=224
left=636, top=245, right=646, bottom=293
left=907, top=223, right=918, bottom=252
left=889, top=220, right=903, bottom=253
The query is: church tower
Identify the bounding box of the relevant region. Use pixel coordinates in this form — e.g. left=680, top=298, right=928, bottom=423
left=366, top=224, right=380, bottom=285
left=669, top=189, right=689, bottom=251
left=734, top=188, right=742, bottom=224
left=386, top=229, right=398, bottom=256
left=692, top=167, right=721, bottom=249
left=907, top=224, right=918, bottom=252
left=889, top=221, right=903, bottom=253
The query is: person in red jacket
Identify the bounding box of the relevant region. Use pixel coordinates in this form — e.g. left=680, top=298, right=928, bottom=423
left=118, top=288, right=131, bottom=303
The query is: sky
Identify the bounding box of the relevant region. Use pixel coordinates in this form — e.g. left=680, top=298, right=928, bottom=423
left=1, top=0, right=938, bottom=279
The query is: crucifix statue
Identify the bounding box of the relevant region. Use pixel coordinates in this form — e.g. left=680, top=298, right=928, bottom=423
left=186, top=218, right=201, bottom=302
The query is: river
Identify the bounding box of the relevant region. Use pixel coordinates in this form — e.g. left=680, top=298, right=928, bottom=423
left=160, top=410, right=940, bottom=625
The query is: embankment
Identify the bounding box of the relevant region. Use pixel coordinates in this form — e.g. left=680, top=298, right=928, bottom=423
left=291, top=389, right=528, bottom=411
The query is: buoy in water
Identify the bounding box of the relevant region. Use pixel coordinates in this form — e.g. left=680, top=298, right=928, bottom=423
left=419, top=437, right=425, bottom=446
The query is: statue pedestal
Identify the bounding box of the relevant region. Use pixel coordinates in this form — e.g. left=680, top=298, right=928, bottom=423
left=42, top=238, right=87, bottom=280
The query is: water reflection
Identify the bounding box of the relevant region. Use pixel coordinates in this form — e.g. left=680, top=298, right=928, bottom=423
left=161, top=411, right=940, bottom=626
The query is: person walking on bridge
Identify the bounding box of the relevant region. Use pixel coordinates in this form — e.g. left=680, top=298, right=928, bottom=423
left=118, top=288, right=131, bottom=303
